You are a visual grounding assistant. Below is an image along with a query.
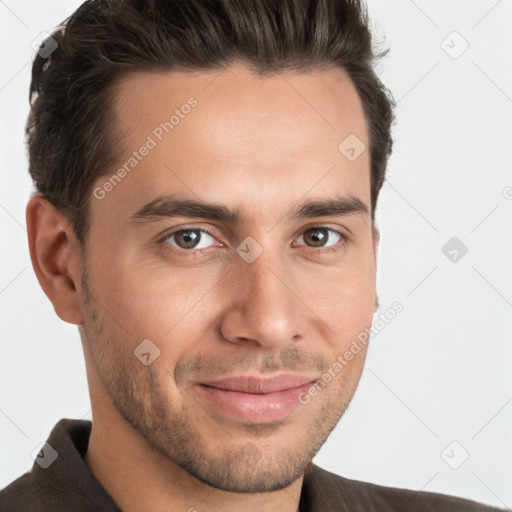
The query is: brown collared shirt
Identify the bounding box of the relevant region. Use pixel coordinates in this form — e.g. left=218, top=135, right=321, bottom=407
left=0, top=419, right=506, bottom=511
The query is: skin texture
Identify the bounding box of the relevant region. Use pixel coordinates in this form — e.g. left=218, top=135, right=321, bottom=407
left=26, top=63, right=379, bottom=512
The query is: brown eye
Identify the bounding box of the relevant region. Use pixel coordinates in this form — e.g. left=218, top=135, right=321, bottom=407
left=303, top=228, right=329, bottom=247
left=164, top=228, right=217, bottom=251
left=298, top=227, right=343, bottom=249
left=174, top=229, right=200, bottom=249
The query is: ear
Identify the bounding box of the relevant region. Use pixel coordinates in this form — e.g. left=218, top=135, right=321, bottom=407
left=372, top=224, right=380, bottom=312
left=26, top=193, right=84, bottom=325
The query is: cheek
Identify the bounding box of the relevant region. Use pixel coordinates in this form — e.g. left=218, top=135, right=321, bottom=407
left=305, top=257, right=376, bottom=357
left=308, top=256, right=376, bottom=320
left=93, top=251, right=220, bottom=336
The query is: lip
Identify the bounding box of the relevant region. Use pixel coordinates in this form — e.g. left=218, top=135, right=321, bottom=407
left=194, top=374, right=317, bottom=423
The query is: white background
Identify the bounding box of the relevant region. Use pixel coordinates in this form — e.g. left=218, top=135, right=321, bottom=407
left=1, top=0, right=511, bottom=509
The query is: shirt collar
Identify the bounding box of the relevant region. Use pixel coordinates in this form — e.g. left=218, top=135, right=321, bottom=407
left=34, top=418, right=360, bottom=512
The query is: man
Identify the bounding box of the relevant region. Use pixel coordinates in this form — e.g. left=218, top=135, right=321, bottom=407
left=0, top=0, right=506, bottom=510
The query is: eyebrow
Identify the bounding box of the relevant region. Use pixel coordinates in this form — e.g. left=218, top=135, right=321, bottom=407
left=128, top=193, right=369, bottom=226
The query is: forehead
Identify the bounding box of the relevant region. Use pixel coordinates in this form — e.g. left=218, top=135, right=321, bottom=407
left=112, top=63, right=369, bottom=149
left=98, top=64, right=371, bottom=224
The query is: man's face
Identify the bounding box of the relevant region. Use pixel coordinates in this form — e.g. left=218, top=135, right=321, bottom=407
left=79, top=64, right=378, bottom=493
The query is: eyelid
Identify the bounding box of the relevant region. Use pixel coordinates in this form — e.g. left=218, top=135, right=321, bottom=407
left=296, top=222, right=351, bottom=241
left=159, top=224, right=222, bottom=247
left=293, top=225, right=349, bottom=251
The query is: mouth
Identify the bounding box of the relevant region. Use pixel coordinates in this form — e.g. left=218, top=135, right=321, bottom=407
left=194, top=374, right=317, bottom=424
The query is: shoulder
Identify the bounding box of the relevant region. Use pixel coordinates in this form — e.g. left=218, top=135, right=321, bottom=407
left=0, top=470, right=58, bottom=512
left=0, top=418, right=116, bottom=512
left=303, top=463, right=508, bottom=512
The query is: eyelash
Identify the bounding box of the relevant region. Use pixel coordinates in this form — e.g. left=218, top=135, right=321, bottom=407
left=158, top=225, right=349, bottom=259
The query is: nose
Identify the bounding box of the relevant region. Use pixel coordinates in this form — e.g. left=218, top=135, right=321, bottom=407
left=219, top=250, right=313, bottom=351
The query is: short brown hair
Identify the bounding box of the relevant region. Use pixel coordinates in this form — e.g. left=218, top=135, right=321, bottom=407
left=27, top=0, right=395, bottom=248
